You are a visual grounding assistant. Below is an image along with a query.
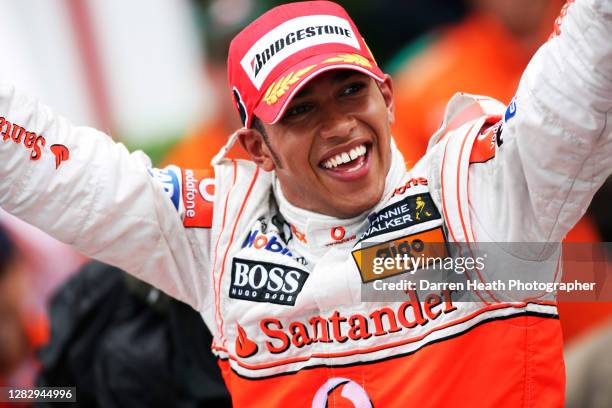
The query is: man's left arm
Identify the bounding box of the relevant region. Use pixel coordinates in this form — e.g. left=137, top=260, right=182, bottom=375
left=468, top=0, right=612, bottom=249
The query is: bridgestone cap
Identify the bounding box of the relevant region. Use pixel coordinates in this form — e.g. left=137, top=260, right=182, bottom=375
left=227, top=1, right=385, bottom=127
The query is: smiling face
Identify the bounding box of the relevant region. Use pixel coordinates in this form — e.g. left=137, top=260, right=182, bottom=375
left=239, top=70, right=395, bottom=218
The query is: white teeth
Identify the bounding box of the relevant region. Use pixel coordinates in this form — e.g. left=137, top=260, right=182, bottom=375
left=321, top=144, right=367, bottom=169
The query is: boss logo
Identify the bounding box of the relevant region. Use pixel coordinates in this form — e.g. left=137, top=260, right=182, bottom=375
left=230, top=258, right=309, bottom=306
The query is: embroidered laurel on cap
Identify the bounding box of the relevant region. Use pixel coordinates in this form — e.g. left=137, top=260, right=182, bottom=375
left=262, top=65, right=317, bottom=105
left=322, top=54, right=372, bottom=68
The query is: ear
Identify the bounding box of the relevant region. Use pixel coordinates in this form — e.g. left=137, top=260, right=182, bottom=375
left=237, top=127, right=276, bottom=172
left=378, top=74, right=395, bottom=125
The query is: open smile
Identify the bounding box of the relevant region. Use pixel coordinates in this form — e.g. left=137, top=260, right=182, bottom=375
left=318, top=142, right=372, bottom=181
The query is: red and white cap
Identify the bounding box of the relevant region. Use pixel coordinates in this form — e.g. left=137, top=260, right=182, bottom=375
left=227, top=1, right=385, bottom=128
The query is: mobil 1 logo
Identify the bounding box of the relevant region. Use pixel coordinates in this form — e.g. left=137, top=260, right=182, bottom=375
left=229, top=258, right=309, bottom=306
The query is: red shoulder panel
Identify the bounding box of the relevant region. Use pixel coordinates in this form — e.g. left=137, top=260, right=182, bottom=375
left=182, top=168, right=215, bottom=228
left=470, top=118, right=502, bottom=164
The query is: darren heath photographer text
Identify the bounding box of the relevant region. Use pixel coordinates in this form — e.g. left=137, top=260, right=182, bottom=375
left=370, top=254, right=596, bottom=293
left=372, top=279, right=595, bottom=293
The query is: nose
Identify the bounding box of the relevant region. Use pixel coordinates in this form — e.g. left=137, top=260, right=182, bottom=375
left=318, top=107, right=356, bottom=140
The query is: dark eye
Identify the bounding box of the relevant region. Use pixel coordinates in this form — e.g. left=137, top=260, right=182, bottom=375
left=282, top=103, right=313, bottom=120
left=341, top=82, right=366, bottom=96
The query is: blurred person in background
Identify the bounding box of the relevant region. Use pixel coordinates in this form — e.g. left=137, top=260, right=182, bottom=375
left=0, top=222, right=48, bottom=408
left=389, top=0, right=612, bottom=344
left=0, top=212, right=85, bottom=319
left=390, top=0, right=564, bottom=165
left=0, top=223, right=31, bottom=388
left=565, top=317, right=612, bottom=408
left=0, top=214, right=83, bottom=408
left=161, top=0, right=255, bottom=167
left=36, top=261, right=231, bottom=408
left=562, top=180, right=612, bottom=408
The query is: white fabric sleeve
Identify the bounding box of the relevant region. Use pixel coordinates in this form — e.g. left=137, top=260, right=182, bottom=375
left=0, top=85, right=210, bottom=310
left=468, top=0, right=612, bottom=255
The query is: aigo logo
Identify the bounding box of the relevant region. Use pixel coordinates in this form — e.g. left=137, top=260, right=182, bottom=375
left=352, top=227, right=448, bottom=283
left=312, top=377, right=373, bottom=408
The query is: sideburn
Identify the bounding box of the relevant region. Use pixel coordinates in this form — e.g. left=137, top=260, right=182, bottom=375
left=253, top=118, right=283, bottom=169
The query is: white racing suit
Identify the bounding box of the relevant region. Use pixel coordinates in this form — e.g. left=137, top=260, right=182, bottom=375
left=0, top=0, right=611, bottom=406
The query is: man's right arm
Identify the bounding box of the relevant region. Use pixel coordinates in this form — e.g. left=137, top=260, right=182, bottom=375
left=465, top=0, right=612, bottom=249
left=0, top=84, right=210, bottom=310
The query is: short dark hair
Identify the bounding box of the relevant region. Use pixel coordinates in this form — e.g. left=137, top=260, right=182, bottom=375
left=251, top=116, right=267, bottom=139
left=251, top=116, right=282, bottom=167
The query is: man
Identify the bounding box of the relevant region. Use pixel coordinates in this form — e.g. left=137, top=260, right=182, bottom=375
left=0, top=0, right=610, bottom=406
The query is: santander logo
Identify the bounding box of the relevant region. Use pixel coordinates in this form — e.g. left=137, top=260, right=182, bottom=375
left=235, top=323, right=258, bottom=358
left=50, top=144, right=70, bottom=169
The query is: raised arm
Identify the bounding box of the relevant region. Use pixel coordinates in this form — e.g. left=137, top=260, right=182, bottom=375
left=0, top=85, right=211, bottom=309
left=468, top=0, right=612, bottom=249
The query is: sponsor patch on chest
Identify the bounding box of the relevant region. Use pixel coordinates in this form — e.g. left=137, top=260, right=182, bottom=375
left=360, top=193, right=440, bottom=242
left=229, top=258, right=309, bottom=306
left=353, top=227, right=449, bottom=283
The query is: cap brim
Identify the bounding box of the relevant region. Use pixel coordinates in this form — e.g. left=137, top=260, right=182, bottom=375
left=253, top=52, right=385, bottom=125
